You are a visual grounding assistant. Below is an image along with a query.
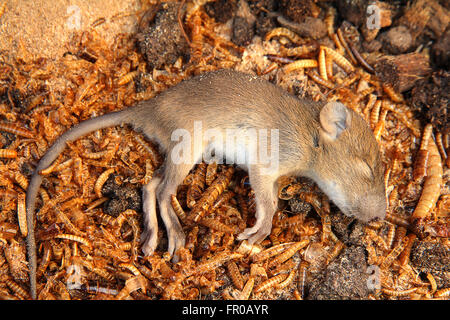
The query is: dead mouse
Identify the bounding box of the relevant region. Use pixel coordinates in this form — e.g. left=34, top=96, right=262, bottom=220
left=25, top=69, right=386, bottom=298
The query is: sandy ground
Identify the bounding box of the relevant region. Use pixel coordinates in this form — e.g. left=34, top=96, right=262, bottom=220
left=0, top=0, right=141, bottom=60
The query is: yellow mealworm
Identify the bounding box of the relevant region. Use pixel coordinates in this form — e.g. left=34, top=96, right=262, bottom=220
left=380, top=237, right=408, bottom=269
left=382, top=83, right=404, bottom=102
left=411, top=138, right=443, bottom=221
left=435, top=288, right=450, bottom=297
left=268, top=240, right=309, bottom=268
left=251, top=242, right=296, bottom=263
left=0, top=149, right=17, bottom=158
left=55, top=234, right=91, bottom=247
left=5, top=279, right=29, bottom=299
left=284, top=59, right=318, bottom=73
left=318, top=48, right=328, bottom=81
left=386, top=223, right=396, bottom=249
left=398, top=233, right=416, bottom=266
left=369, top=100, right=382, bottom=129
left=265, top=27, right=303, bottom=44
left=205, top=161, right=218, bottom=186
left=385, top=213, right=409, bottom=229
left=118, top=71, right=138, bottom=86
left=276, top=268, right=297, bottom=289
left=227, top=261, right=244, bottom=291
left=307, top=70, right=334, bottom=89
left=170, top=194, right=186, bottom=222
left=382, top=287, right=418, bottom=297
left=254, top=273, right=288, bottom=293
left=239, top=276, right=255, bottom=300
left=326, top=240, right=345, bottom=264
left=321, top=46, right=354, bottom=73
left=17, top=192, right=27, bottom=237
left=363, top=94, right=377, bottom=121
left=373, top=109, right=388, bottom=142
left=200, top=218, right=234, bottom=233
left=14, top=171, right=29, bottom=190
left=324, top=6, right=336, bottom=37
left=282, top=43, right=318, bottom=57
left=119, top=263, right=141, bottom=276
left=427, top=273, right=437, bottom=295
left=0, top=123, right=34, bottom=138
left=325, top=54, right=333, bottom=79
left=94, top=168, right=114, bottom=198
left=413, top=123, right=433, bottom=182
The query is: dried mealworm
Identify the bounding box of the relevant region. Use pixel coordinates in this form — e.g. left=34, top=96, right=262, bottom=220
left=251, top=242, right=296, bottom=263
left=227, top=261, right=244, bottom=291
left=55, top=234, right=91, bottom=247
left=265, top=27, right=303, bottom=44
left=239, top=276, right=255, bottom=300
left=254, top=273, right=288, bottom=294
left=268, top=240, right=309, bottom=268
left=307, top=70, right=334, bottom=89
left=382, top=287, right=418, bottom=297
left=276, top=268, right=297, bottom=289
left=411, top=138, right=443, bottom=221
left=17, top=192, right=27, bottom=237
left=118, top=71, right=138, bottom=86
left=413, top=124, right=433, bottom=182
left=94, top=168, right=114, bottom=198
left=0, top=123, right=34, bottom=138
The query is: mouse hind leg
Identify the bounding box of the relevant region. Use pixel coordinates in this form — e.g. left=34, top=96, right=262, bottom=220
left=141, top=175, right=162, bottom=256
left=156, top=162, right=194, bottom=259
left=237, top=167, right=279, bottom=244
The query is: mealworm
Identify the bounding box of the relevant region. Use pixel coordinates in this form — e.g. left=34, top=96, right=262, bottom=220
left=94, top=168, right=114, bottom=198
left=119, top=263, right=141, bottom=276
left=205, top=161, right=218, bottom=186
left=413, top=124, right=433, bottom=182
left=265, top=27, right=303, bottom=44
left=398, top=233, right=416, bottom=266
left=14, top=171, right=28, bottom=190
left=434, top=132, right=447, bottom=165
left=321, top=46, right=354, bottom=73
left=307, top=70, right=334, bottom=89
left=326, top=240, right=345, bottom=264
left=427, top=273, right=437, bottom=295
left=5, top=279, right=29, bottom=299
left=435, top=288, right=450, bottom=297
left=200, top=217, right=234, bottom=233
left=380, top=237, right=408, bottom=269
left=0, top=123, right=34, bottom=138
left=239, top=276, right=255, bottom=300
left=382, top=287, right=418, bottom=297
left=324, top=6, right=336, bottom=37
left=254, top=273, right=287, bottom=294
left=251, top=242, right=296, bottom=263
left=373, top=109, right=388, bottom=142
left=411, top=138, right=443, bottom=221
left=170, top=194, right=186, bottom=222
left=227, top=261, right=244, bottom=291
left=275, top=268, right=297, bottom=289
left=318, top=48, right=327, bottom=81
left=284, top=59, right=318, bottom=73
left=386, top=223, right=396, bottom=249
left=17, top=192, right=27, bottom=237
left=268, top=240, right=309, bottom=268
left=0, top=149, right=17, bottom=158
left=118, top=71, right=138, bottom=86
left=382, top=83, right=404, bottom=102
left=369, top=100, right=382, bottom=129
left=281, top=43, right=318, bottom=57
left=55, top=234, right=91, bottom=247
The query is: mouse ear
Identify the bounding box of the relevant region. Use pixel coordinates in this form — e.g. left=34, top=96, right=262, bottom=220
left=319, top=101, right=351, bottom=141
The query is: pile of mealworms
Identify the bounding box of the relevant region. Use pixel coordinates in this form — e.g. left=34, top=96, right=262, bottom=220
left=0, top=1, right=448, bottom=300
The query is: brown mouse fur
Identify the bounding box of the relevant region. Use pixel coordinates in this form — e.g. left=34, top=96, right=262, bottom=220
left=26, top=69, right=385, bottom=298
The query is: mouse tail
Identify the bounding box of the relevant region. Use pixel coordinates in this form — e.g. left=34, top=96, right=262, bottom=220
left=26, top=108, right=133, bottom=299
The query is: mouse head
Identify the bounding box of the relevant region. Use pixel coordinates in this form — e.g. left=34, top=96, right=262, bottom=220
left=311, top=101, right=386, bottom=222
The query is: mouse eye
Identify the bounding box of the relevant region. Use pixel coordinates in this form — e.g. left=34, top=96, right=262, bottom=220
left=359, top=159, right=374, bottom=179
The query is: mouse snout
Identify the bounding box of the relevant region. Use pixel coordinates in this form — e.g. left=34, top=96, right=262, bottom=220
left=355, top=194, right=386, bottom=222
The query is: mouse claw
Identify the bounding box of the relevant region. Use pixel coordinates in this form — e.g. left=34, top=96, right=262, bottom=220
left=237, top=223, right=271, bottom=244
left=167, top=229, right=186, bottom=261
